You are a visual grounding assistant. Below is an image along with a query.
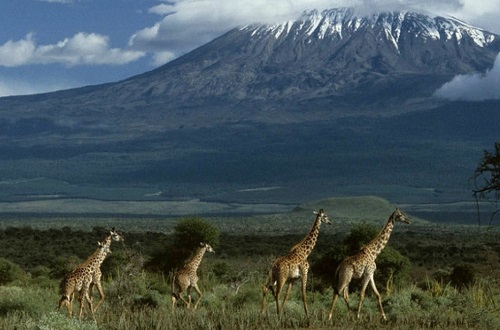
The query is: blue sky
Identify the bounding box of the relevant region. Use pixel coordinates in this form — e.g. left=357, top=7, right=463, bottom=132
left=1, top=0, right=499, bottom=97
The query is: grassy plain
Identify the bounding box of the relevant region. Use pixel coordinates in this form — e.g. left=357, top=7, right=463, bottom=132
left=0, top=196, right=499, bottom=329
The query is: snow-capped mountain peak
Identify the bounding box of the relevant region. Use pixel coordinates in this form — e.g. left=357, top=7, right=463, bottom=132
left=243, top=8, right=496, bottom=49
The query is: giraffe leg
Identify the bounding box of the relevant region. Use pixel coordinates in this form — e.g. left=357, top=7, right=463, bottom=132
left=281, top=283, right=293, bottom=310
left=176, top=291, right=191, bottom=308
left=328, top=293, right=339, bottom=320
left=77, top=290, right=86, bottom=320
left=274, top=279, right=285, bottom=315
left=328, top=285, right=351, bottom=320
left=192, top=284, right=203, bottom=309
left=342, top=286, right=354, bottom=320
left=356, top=276, right=371, bottom=320
left=171, top=294, right=177, bottom=311
left=261, top=284, right=269, bottom=314
left=79, top=280, right=96, bottom=321
left=93, top=280, right=106, bottom=313
left=369, top=276, right=387, bottom=321
left=300, top=275, right=309, bottom=317
left=187, top=287, right=192, bottom=309
left=329, top=266, right=353, bottom=320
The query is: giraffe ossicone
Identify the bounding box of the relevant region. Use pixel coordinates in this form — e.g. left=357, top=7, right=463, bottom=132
left=328, top=208, right=410, bottom=321
left=261, top=208, right=331, bottom=317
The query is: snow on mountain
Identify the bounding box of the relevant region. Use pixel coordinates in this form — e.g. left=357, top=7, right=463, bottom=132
left=243, top=8, right=496, bottom=49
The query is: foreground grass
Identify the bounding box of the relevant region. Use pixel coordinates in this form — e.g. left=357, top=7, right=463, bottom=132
left=1, top=276, right=500, bottom=330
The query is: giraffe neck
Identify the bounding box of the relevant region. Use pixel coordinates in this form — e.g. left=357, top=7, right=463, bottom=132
left=81, top=234, right=113, bottom=269
left=82, top=246, right=109, bottom=270
left=291, top=215, right=322, bottom=259
left=185, top=246, right=207, bottom=271
left=364, top=217, right=395, bottom=258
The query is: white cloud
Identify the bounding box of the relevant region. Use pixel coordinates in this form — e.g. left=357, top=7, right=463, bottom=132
left=0, top=33, right=37, bottom=67
left=0, top=33, right=145, bottom=67
left=130, top=0, right=346, bottom=59
left=148, top=4, right=175, bottom=16
left=152, top=51, right=177, bottom=66
left=434, top=53, right=500, bottom=101
left=0, top=76, right=77, bottom=97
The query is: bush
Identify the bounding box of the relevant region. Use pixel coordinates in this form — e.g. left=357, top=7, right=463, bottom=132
left=450, top=264, right=475, bottom=289
left=0, top=258, right=26, bottom=285
left=0, top=286, right=38, bottom=317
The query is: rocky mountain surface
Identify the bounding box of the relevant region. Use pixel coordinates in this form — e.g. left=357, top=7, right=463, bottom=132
left=0, top=8, right=499, bottom=209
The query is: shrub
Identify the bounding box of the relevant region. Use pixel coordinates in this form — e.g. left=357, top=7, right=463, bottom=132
left=450, top=264, right=475, bottom=289
left=0, top=258, right=26, bottom=285
left=0, top=286, right=38, bottom=317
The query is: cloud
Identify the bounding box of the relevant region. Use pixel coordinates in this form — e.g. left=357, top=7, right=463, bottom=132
left=130, top=0, right=500, bottom=66
left=0, top=33, right=145, bottom=67
left=129, top=0, right=348, bottom=62
left=434, top=53, right=500, bottom=101
left=148, top=4, right=175, bottom=16
left=0, top=75, right=77, bottom=97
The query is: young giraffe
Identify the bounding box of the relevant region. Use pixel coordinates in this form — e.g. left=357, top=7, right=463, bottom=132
left=328, top=208, right=410, bottom=321
left=171, top=242, right=215, bottom=310
left=58, top=228, right=123, bottom=319
left=261, top=209, right=331, bottom=316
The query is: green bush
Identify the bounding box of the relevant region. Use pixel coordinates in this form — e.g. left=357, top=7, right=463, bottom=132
left=0, top=286, right=39, bottom=317
left=450, top=264, right=475, bottom=289
left=0, top=258, right=26, bottom=285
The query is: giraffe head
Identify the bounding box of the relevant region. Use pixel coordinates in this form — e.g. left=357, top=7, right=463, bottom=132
left=110, top=227, right=124, bottom=242
left=200, top=242, right=215, bottom=253
left=313, top=208, right=332, bottom=225
left=100, top=228, right=124, bottom=254
left=391, top=208, right=411, bottom=224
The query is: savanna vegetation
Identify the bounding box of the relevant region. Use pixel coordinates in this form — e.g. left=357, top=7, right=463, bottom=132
left=0, top=202, right=499, bottom=329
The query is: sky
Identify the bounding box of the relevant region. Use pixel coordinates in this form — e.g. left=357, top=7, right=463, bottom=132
left=0, top=0, right=499, bottom=100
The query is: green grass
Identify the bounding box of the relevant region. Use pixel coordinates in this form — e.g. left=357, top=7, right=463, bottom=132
left=0, top=196, right=498, bottom=328
left=1, top=276, right=499, bottom=329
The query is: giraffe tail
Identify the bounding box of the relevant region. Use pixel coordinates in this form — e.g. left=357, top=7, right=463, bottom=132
left=332, top=265, right=342, bottom=295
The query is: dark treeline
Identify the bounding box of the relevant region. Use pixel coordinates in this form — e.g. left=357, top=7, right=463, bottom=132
left=1, top=225, right=499, bottom=290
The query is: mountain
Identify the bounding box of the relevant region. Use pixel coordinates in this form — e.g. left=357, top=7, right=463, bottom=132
left=0, top=8, right=499, bottom=213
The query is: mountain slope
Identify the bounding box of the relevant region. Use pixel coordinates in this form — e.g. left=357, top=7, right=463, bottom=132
left=1, top=8, right=498, bottom=135
left=0, top=8, right=499, bottom=209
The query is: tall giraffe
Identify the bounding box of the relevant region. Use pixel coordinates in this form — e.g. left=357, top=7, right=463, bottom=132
left=171, top=242, right=215, bottom=310
left=58, top=228, right=123, bottom=319
left=261, top=209, right=331, bottom=316
left=328, top=208, right=410, bottom=321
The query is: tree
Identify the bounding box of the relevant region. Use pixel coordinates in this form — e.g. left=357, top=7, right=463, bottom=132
left=173, top=217, right=220, bottom=251
left=148, top=217, right=220, bottom=272
left=472, top=142, right=500, bottom=226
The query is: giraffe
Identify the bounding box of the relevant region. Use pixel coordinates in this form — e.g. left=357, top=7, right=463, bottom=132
left=171, top=242, right=215, bottom=310
left=261, top=209, right=331, bottom=316
left=87, top=228, right=124, bottom=313
left=58, top=228, right=124, bottom=319
left=328, top=208, right=410, bottom=321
